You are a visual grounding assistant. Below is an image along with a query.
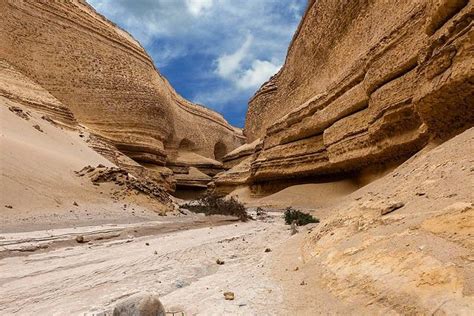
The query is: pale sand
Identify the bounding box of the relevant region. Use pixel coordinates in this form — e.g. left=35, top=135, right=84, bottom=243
left=231, top=181, right=360, bottom=210
left=0, top=214, right=294, bottom=315
left=0, top=101, right=168, bottom=233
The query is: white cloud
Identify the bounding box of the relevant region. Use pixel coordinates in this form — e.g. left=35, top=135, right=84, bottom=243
left=236, top=60, right=281, bottom=90
left=214, top=36, right=280, bottom=91
left=193, top=87, right=235, bottom=111
left=87, top=0, right=305, bottom=121
left=185, top=0, right=213, bottom=16
left=216, top=35, right=252, bottom=79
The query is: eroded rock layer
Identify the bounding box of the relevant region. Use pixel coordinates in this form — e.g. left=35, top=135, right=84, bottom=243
left=234, top=0, right=473, bottom=188
left=0, top=0, right=244, bottom=190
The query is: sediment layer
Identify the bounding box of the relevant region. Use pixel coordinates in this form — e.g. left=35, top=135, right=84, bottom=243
left=216, top=0, right=473, bottom=192
left=0, top=0, right=244, bottom=190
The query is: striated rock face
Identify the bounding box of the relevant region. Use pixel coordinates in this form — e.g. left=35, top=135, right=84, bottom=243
left=0, top=60, right=77, bottom=128
left=228, top=0, right=473, bottom=191
left=0, top=0, right=244, bottom=191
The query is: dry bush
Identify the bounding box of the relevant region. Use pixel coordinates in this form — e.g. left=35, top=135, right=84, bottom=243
left=183, top=194, right=249, bottom=222
left=283, top=207, right=319, bottom=226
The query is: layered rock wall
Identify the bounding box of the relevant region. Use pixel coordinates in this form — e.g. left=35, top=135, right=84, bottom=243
left=0, top=0, right=244, bottom=191
left=237, top=0, right=473, bottom=187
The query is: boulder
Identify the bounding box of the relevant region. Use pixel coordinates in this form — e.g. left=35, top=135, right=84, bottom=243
left=112, top=294, right=165, bottom=316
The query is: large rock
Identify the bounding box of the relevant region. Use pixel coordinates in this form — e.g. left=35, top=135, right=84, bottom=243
left=112, top=294, right=165, bottom=316
left=0, top=0, right=244, bottom=190
left=216, top=0, right=473, bottom=193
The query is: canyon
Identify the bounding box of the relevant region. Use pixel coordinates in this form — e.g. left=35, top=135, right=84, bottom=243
left=0, top=0, right=473, bottom=315
left=1, top=0, right=244, bottom=200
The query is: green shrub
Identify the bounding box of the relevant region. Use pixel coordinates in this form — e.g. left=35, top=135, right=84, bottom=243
left=183, top=194, right=249, bottom=222
left=283, top=207, right=319, bottom=226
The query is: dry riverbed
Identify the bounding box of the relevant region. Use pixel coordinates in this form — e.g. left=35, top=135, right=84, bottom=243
left=0, top=211, right=303, bottom=315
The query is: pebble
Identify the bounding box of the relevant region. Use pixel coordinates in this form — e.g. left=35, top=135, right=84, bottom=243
left=224, top=292, right=235, bottom=300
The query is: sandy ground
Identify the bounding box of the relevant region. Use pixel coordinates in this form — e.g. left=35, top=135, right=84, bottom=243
left=231, top=180, right=360, bottom=210
left=0, top=101, right=171, bottom=233
left=273, top=128, right=474, bottom=315
left=0, top=213, right=297, bottom=315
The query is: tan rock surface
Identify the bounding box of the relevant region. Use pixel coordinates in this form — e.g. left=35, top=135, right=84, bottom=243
left=0, top=0, right=244, bottom=191
left=292, top=128, right=474, bottom=315
left=229, top=0, right=473, bottom=192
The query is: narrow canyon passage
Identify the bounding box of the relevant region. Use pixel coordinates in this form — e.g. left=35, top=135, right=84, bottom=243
left=1, top=0, right=472, bottom=314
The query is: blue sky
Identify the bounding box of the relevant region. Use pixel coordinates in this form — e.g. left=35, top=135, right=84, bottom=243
left=88, top=0, right=306, bottom=127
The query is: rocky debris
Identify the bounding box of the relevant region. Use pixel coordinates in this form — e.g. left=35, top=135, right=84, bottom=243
left=178, top=208, right=192, bottom=216
left=112, top=293, right=165, bottom=316
left=8, top=106, right=30, bottom=120
left=254, top=207, right=272, bottom=221
left=75, top=165, right=170, bottom=205
left=18, top=244, right=49, bottom=252
left=32, top=124, right=43, bottom=132
left=41, top=115, right=59, bottom=126
left=223, top=292, right=235, bottom=301
left=290, top=221, right=298, bottom=235
left=4, top=205, right=13, bottom=209
left=380, top=202, right=405, bottom=216
left=216, top=259, right=225, bottom=265
left=75, top=235, right=85, bottom=243
left=174, top=280, right=188, bottom=289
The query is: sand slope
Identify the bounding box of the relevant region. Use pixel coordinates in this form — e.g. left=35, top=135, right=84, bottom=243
left=278, top=128, right=474, bottom=314
left=0, top=102, right=168, bottom=232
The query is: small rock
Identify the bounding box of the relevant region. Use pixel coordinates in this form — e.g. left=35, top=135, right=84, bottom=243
left=33, top=124, right=44, bottom=132
left=73, top=201, right=79, bottom=206
left=154, top=250, right=158, bottom=255
left=9, top=106, right=30, bottom=120
left=300, top=280, right=307, bottom=286
left=145, top=242, right=150, bottom=246
left=4, top=205, right=13, bottom=209
left=294, top=267, right=299, bottom=271
left=216, top=259, right=225, bottom=265
left=223, top=292, right=235, bottom=301
left=75, top=235, right=85, bottom=243
left=380, top=202, right=405, bottom=216
left=264, top=248, right=272, bottom=253
left=291, top=221, right=298, bottom=235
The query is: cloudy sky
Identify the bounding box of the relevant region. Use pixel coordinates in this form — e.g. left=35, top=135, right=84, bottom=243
left=88, top=0, right=306, bottom=127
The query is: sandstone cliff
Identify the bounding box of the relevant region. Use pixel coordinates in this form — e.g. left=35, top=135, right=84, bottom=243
left=216, top=0, right=473, bottom=194
left=0, top=0, right=244, bottom=192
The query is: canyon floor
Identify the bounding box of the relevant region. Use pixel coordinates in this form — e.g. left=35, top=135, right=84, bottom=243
left=1, top=129, right=473, bottom=315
